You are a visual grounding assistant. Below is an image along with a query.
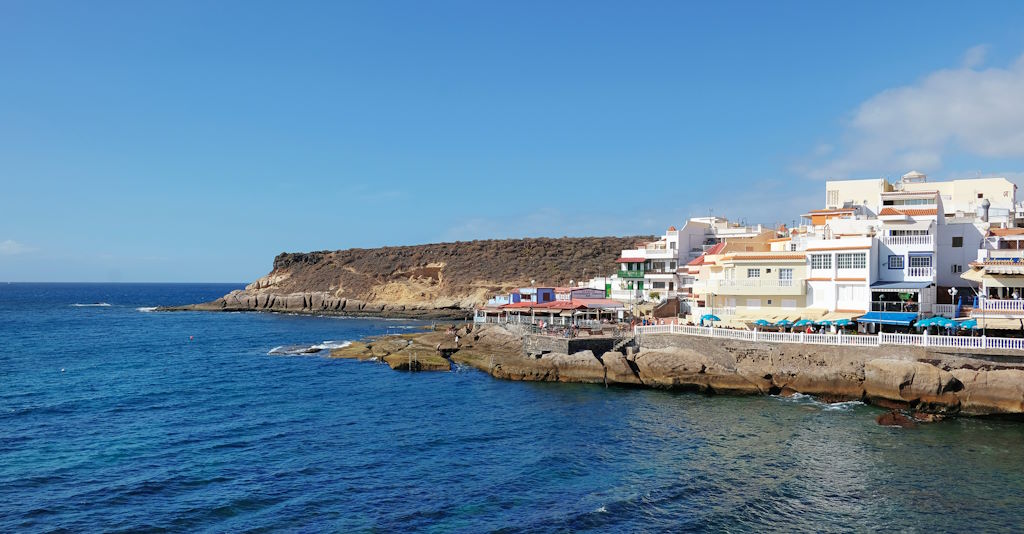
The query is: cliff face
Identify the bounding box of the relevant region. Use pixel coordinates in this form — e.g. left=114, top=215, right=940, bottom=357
left=181, top=236, right=650, bottom=318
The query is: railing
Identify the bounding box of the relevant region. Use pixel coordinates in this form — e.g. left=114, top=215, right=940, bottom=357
left=932, top=304, right=959, bottom=318
left=905, top=266, right=934, bottom=278
left=714, top=279, right=795, bottom=289
left=633, top=324, right=1024, bottom=351
left=883, top=235, right=934, bottom=246
left=976, top=299, right=1024, bottom=312
left=689, top=306, right=736, bottom=318
left=617, top=270, right=645, bottom=279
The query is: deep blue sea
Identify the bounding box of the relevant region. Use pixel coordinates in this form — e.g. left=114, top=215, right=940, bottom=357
left=3, top=283, right=1024, bottom=532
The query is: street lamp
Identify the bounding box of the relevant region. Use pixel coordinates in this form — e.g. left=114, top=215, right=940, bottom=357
left=948, top=287, right=958, bottom=318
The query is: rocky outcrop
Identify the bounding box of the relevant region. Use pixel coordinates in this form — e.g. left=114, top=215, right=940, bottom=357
left=453, top=326, right=1024, bottom=417
left=167, top=236, right=649, bottom=318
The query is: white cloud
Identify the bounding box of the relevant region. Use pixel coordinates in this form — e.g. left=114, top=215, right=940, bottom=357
left=962, top=44, right=990, bottom=69
left=0, top=240, right=31, bottom=255
left=806, top=48, right=1024, bottom=179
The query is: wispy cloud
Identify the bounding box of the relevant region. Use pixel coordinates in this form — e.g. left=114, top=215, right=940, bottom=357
left=0, top=240, right=32, bottom=255
left=803, top=47, right=1024, bottom=179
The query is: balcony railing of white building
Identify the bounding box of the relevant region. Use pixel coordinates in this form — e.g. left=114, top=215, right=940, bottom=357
left=905, top=267, right=934, bottom=278
left=882, top=235, right=934, bottom=246
left=689, top=306, right=736, bottom=318
left=975, top=299, right=1024, bottom=312
left=713, top=279, right=796, bottom=289
left=634, top=324, right=1024, bottom=351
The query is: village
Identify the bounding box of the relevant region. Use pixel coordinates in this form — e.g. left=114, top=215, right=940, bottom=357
left=474, top=171, right=1024, bottom=351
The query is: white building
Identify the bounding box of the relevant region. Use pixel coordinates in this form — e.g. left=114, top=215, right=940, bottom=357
left=824, top=171, right=1017, bottom=225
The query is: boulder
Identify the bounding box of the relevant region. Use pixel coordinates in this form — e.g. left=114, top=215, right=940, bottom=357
left=863, top=359, right=962, bottom=411
left=950, top=368, right=1024, bottom=415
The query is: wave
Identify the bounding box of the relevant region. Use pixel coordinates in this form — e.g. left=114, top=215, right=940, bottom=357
left=136, top=307, right=158, bottom=312
left=71, top=302, right=112, bottom=307
left=771, top=392, right=864, bottom=411
left=268, top=341, right=351, bottom=356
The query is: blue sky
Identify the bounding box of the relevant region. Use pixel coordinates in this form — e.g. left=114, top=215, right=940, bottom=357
left=3, top=1, right=1024, bottom=282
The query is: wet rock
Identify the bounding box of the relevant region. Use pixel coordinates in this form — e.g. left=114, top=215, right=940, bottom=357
left=877, top=410, right=917, bottom=428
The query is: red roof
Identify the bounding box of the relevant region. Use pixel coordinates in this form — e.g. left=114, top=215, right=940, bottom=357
left=616, top=257, right=645, bottom=263
left=879, top=208, right=938, bottom=216
left=686, top=242, right=727, bottom=266
left=500, top=301, right=586, bottom=310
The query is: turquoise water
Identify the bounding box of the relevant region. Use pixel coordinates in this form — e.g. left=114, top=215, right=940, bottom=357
left=3, top=283, right=1024, bottom=532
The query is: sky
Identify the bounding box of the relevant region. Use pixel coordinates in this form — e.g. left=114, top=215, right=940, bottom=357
left=2, top=1, right=1024, bottom=282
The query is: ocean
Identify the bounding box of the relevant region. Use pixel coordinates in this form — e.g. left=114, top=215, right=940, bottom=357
left=3, top=283, right=1024, bottom=532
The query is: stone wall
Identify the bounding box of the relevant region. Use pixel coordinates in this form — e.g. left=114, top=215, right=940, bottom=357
left=523, top=334, right=617, bottom=357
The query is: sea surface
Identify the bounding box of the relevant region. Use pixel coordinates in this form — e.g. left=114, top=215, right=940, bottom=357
left=3, top=283, right=1024, bottom=532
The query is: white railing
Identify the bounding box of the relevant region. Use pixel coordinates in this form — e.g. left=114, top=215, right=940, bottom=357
left=633, top=324, right=1024, bottom=351
left=933, top=304, right=959, bottom=318
left=977, top=299, right=1024, bottom=312
left=905, top=267, right=934, bottom=278
left=689, top=306, right=736, bottom=318
left=714, top=279, right=795, bottom=289
left=883, top=235, right=934, bottom=246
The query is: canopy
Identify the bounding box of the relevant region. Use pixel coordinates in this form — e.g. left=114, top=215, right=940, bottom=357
left=815, top=320, right=833, bottom=326
left=792, top=319, right=814, bottom=327
left=833, top=319, right=853, bottom=327
left=700, top=314, right=721, bottom=323
left=753, top=319, right=772, bottom=327
left=870, top=281, right=933, bottom=290
left=975, top=317, right=1024, bottom=330
left=856, top=311, right=918, bottom=326
left=775, top=319, right=793, bottom=326
left=958, top=319, right=979, bottom=330
left=915, top=317, right=936, bottom=327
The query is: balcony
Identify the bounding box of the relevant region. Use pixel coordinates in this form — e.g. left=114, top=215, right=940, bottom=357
left=707, top=278, right=805, bottom=296
left=882, top=235, right=933, bottom=247
left=905, top=266, right=934, bottom=279
left=617, top=270, right=645, bottom=279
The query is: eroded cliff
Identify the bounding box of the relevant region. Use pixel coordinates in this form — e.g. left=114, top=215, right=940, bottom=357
left=173, top=236, right=649, bottom=318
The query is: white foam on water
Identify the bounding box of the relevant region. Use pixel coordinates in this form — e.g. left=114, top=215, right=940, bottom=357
left=595, top=506, right=608, bottom=513
left=771, top=393, right=864, bottom=411
left=268, top=341, right=352, bottom=355
left=310, top=341, right=352, bottom=350
left=71, top=303, right=112, bottom=307
left=136, top=307, right=158, bottom=312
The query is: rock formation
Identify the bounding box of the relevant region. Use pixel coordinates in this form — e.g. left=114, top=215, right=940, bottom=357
left=168, top=236, right=650, bottom=318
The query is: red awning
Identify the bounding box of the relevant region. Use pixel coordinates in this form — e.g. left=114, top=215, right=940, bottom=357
left=616, top=257, right=645, bottom=263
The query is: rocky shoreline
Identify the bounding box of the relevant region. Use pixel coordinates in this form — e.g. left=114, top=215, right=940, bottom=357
left=330, top=323, right=1024, bottom=421
left=159, top=289, right=473, bottom=320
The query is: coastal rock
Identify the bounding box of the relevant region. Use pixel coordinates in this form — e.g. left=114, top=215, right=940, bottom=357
left=950, top=368, right=1024, bottom=415
left=547, top=351, right=606, bottom=384
left=863, top=359, right=963, bottom=411
left=632, top=347, right=765, bottom=394
left=876, top=410, right=917, bottom=428
left=599, top=351, right=644, bottom=385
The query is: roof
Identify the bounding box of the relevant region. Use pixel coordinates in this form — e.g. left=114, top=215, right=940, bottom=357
left=806, top=245, right=872, bottom=251
left=616, top=257, right=645, bottom=263
left=718, top=253, right=807, bottom=262
left=869, top=280, right=933, bottom=290
left=685, top=242, right=727, bottom=266
left=804, top=208, right=856, bottom=215
left=574, top=298, right=626, bottom=309
left=989, top=228, right=1024, bottom=237
left=500, top=301, right=586, bottom=310
left=879, top=208, right=938, bottom=216
left=856, top=311, right=918, bottom=325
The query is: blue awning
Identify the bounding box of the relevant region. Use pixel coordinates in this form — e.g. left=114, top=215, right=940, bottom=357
left=856, top=311, right=918, bottom=325
left=870, top=281, right=932, bottom=290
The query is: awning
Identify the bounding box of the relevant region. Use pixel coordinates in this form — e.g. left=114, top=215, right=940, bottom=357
left=961, top=269, right=986, bottom=283
left=856, top=311, right=918, bottom=325
left=975, top=317, right=1024, bottom=330
left=616, top=257, right=645, bottom=263
left=821, top=311, right=864, bottom=321
left=870, top=281, right=932, bottom=290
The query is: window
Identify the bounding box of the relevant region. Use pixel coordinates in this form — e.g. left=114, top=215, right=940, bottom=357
left=952, top=236, right=963, bottom=248
left=951, top=264, right=963, bottom=274
left=838, top=252, right=867, bottom=269
left=827, top=190, right=839, bottom=207
left=909, top=255, right=932, bottom=268
left=790, top=244, right=797, bottom=251
left=890, top=229, right=929, bottom=236
left=766, top=268, right=772, bottom=274
left=888, top=255, right=905, bottom=269
left=978, top=193, right=984, bottom=199
left=767, top=299, right=772, bottom=305
left=747, top=268, right=761, bottom=278
left=810, top=254, right=832, bottom=270
left=779, top=268, right=793, bottom=280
